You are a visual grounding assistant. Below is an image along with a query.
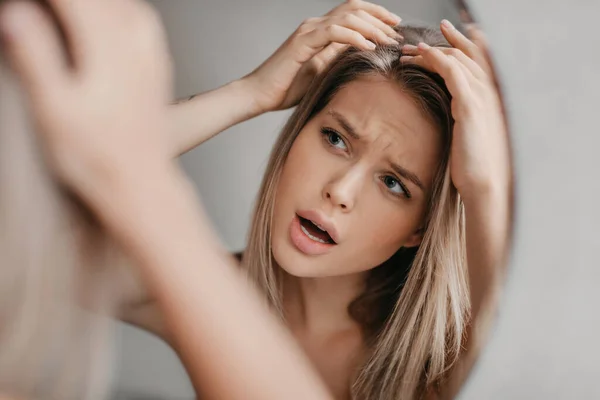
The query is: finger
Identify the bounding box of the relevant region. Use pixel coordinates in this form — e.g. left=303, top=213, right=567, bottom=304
left=465, top=23, right=493, bottom=73
left=402, top=49, right=474, bottom=82
left=302, top=24, right=377, bottom=51
left=401, top=54, right=454, bottom=76
left=440, top=19, right=490, bottom=73
left=464, top=23, right=504, bottom=96
left=402, top=44, right=474, bottom=105
left=402, top=54, right=476, bottom=120
left=310, top=42, right=348, bottom=74
left=440, top=19, right=478, bottom=57
left=353, top=9, right=402, bottom=40
left=297, top=16, right=324, bottom=33
left=0, top=1, right=70, bottom=99
left=322, top=13, right=398, bottom=45
left=331, top=0, right=401, bottom=27
left=43, top=0, right=97, bottom=65
left=402, top=44, right=486, bottom=80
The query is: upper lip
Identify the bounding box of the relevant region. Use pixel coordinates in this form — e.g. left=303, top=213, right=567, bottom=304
left=296, top=209, right=340, bottom=244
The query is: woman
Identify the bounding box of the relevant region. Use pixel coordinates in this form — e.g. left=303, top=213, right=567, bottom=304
left=124, top=2, right=511, bottom=399
left=0, top=0, right=511, bottom=399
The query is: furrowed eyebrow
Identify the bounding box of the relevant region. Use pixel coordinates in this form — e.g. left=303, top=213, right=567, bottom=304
left=327, top=109, right=425, bottom=192
left=390, top=162, right=425, bottom=192
left=327, top=110, right=361, bottom=140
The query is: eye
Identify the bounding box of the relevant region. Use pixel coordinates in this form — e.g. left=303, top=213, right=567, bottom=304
left=321, top=127, right=348, bottom=151
left=382, top=175, right=411, bottom=198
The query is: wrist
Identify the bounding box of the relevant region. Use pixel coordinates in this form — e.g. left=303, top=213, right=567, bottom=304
left=234, top=76, right=273, bottom=116
left=458, top=170, right=512, bottom=206
left=460, top=178, right=511, bottom=218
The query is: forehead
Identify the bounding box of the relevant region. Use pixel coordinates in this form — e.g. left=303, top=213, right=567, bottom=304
left=325, top=75, right=438, bottom=141
left=319, top=75, right=443, bottom=187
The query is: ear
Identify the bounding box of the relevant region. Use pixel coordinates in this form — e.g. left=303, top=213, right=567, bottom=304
left=403, top=227, right=424, bottom=248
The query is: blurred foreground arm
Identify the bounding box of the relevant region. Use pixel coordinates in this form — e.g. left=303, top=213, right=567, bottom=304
left=0, top=1, right=332, bottom=399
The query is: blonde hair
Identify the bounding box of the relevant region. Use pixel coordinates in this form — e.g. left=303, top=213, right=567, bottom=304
left=243, top=25, right=470, bottom=399
left=0, top=40, right=119, bottom=400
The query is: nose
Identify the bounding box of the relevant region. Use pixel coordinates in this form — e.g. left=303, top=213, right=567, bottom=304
left=323, top=167, right=364, bottom=212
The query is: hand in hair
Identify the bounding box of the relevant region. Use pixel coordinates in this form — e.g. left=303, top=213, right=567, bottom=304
left=0, top=2, right=334, bottom=399
left=0, top=0, right=174, bottom=214
left=400, top=20, right=511, bottom=203
left=401, top=20, right=512, bottom=398
left=165, top=1, right=402, bottom=158
left=243, top=0, right=402, bottom=113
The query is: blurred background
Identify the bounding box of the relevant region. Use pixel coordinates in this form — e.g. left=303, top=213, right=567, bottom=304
left=111, top=1, right=461, bottom=398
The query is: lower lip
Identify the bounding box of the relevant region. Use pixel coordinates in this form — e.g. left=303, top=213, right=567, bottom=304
left=289, top=214, right=336, bottom=256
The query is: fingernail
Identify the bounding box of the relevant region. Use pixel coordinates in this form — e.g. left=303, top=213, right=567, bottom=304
left=366, top=40, right=376, bottom=50
left=402, top=44, right=418, bottom=51
left=399, top=55, right=414, bottom=62
left=391, top=13, right=402, bottom=24
left=441, top=19, right=454, bottom=30
left=385, top=36, right=399, bottom=45
left=417, top=42, right=431, bottom=50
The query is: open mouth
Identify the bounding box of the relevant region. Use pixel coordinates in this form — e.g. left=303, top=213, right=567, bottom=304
left=298, top=215, right=336, bottom=245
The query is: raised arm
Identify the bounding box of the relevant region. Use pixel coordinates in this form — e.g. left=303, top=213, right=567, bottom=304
left=402, top=20, right=512, bottom=399
left=0, top=1, right=334, bottom=398
left=167, top=79, right=262, bottom=156
left=166, top=0, right=403, bottom=156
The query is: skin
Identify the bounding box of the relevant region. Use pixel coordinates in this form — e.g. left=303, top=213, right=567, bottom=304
left=273, top=76, right=441, bottom=279
left=0, top=0, right=511, bottom=398
left=0, top=1, right=335, bottom=399
left=272, top=75, right=443, bottom=398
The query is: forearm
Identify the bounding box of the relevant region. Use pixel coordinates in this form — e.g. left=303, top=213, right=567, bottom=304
left=98, top=165, right=332, bottom=400
left=169, top=79, right=264, bottom=157
left=462, top=184, right=511, bottom=320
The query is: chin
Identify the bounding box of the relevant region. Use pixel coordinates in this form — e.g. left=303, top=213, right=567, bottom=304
left=273, top=245, right=359, bottom=280
left=272, top=240, right=313, bottom=278
left=271, top=218, right=356, bottom=278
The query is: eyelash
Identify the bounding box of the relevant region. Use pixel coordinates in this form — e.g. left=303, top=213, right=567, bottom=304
left=381, top=175, right=412, bottom=199
left=319, top=127, right=412, bottom=199
left=320, top=127, right=348, bottom=150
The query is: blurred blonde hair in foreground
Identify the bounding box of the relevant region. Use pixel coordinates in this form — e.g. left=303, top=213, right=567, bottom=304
left=0, top=48, right=121, bottom=400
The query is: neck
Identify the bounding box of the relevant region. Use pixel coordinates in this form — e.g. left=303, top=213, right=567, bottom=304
left=283, top=270, right=368, bottom=336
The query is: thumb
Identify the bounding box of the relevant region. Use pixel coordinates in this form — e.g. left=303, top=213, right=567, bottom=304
left=0, top=0, right=70, bottom=102
left=310, top=42, right=347, bottom=74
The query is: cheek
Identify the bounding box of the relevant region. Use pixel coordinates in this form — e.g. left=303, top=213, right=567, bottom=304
left=277, top=132, right=330, bottom=200
left=349, top=197, right=426, bottom=261
left=359, top=208, right=413, bottom=250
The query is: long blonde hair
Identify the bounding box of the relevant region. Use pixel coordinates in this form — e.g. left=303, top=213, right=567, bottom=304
left=0, top=23, right=119, bottom=400
left=243, top=25, right=470, bottom=399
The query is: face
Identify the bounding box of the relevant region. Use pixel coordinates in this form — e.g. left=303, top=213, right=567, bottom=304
left=271, top=75, right=443, bottom=278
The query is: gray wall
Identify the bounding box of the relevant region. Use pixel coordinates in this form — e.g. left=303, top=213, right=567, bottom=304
left=455, top=0, right=600, bottom=399
left=113, top=0, right=600, bottom=399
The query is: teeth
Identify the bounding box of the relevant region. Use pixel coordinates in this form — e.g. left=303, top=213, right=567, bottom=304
left=300, top=225, right=329, bottom=244
left=313, top=222, right=327, bottom=232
